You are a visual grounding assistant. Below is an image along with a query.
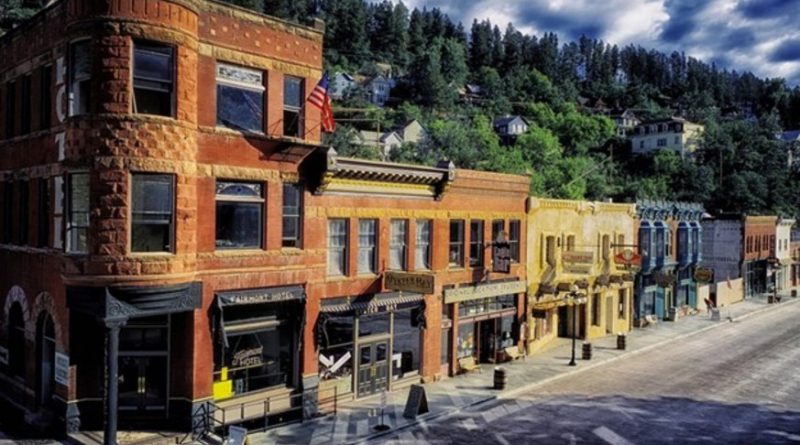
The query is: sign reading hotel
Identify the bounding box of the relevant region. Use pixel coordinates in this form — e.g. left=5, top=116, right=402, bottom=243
left=384, top=271, right=435, bottom=295
left=562, top=251, right=594, bottom=274
left=55, top=352, right=70, bottom=386
left=444, top=280, right=527, bottom=304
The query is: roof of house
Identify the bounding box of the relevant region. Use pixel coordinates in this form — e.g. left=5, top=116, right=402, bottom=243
left=493, top=115, right=527, bottom=127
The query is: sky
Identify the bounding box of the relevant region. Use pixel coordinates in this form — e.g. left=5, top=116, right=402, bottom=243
left=401, top=0, right=800, bottom=86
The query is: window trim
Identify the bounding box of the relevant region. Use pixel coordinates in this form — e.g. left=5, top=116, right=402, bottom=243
left=283, top=76, right=304, bottom=137
left=415, top=219, right=432, bottom=271
left=215, top=62, right=266, bottom=133
left=328, top=219, right=348, bottom=276
left=132, top=40, right=176, bottom=117
left=448, top=219, right=465, bottom=268
left=69, top=39, right=91, bottom=117
left=389, top=219, right=408, bottom=271
left=281, top=182, right=303, bottom=248
left=509, top=220, right=521, bottom=262
left=214, top=180, right=265, bottom=250
left=358, top=218, right=378, bottom=275
left=469, top=220, right=484, bottom=268
left=65, top=172, right=90, bottom=254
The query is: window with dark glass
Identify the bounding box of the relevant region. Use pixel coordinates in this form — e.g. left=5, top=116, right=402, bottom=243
left=5, top=81, right=15, bottom=139
left=283, top=76, right=303, bottom=137
left=133, top=42, right=174, bottom=116
left=69, top=40, right=91, bottom=116
left=66, top=173, right=89, bottom=253
left=469, top=220, right=484, bottom=267
left=37, top=178, right=49, bottom=248
left=491, top=219, right=504, bottom=243
left=359, top=312, right=390, bottom=337
left=282, top=183, right=302, bottom=248
left=390, top=219, right=407, bottom=270
left=18, top=180, right=28, bottom=245
left=216, top=63, right=264, bottom=132
left=592, top=294, right=600, bottom=326
left=20, top=75, right=31, bottom=134
left=393, top=310, right=421, bottom=379
left=9, top=303, right=25, bottom=378
left=619, top=289, right=627, bottom=319
left=131, top=174, right=174, bottom=252
left=3, top=181, right=13, bottom=243
left=655, top=224, right=665, bottom=257
left=358, top=219, right=377, bottom=274
left=319, top=314, right=354, bottom=389
left=40, top=65, right=52, bottom=130
left=509, top=220, right=520, bottom=262
left=449, top=220, right=464, bottom=267
left=415, top=219, right=431, bottom=270
left=545, top=235, right=556, bottom=267
left=328, top=219, right=348, bottom=276
left=215, top=181, right=263, bottom=249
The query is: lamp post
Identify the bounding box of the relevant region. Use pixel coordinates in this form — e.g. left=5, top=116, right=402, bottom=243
left=567, top=286, right=588, bottom=366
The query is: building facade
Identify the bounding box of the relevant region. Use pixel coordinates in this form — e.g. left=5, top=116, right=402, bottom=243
left=743, top=216, right=778, bottom=298
left=700, top=216, right=744, bottom=304
left=775, top=218, right=795, bottom=294
left=629, top=118, right=704, bottom=156
left=525, top=198, right=635, bottom=355
left=634, top=201, right=704, bottom=323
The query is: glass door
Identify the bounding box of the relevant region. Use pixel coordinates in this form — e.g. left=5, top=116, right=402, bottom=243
left=118, top=316, right=169, bottom=420
left=356, top=341, right=389, bottom=397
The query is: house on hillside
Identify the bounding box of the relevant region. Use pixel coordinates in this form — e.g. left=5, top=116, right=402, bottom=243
left=363, top=74, right=395, bottom=107
left=610, top=109, right=641, bottom=137
left=395, top=119, right=427, bottom=145
left=458, top=84, right=483, bottom=103
left=629, top=117, right=704, bottom=156
left=330, top=72, right=355, bottom=100
left=493, top=115, right=529, bottom=144
left=350, top=120, right=428, bottom=159
left=777, top=130, right=800, bottom=170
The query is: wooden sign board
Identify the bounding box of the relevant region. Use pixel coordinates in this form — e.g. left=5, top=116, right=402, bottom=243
left=384, top=271, right=435, bottom=295
left=402, top=384, right=429, bottom=419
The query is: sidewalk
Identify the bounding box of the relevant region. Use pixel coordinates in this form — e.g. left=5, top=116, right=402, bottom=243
left=251, top=295, right=799, bottom=445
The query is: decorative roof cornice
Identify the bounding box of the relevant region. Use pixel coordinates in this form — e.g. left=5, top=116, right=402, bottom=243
left=315, top=148, right=455, bottom=200
left=636, top=200, right=705, bottom=222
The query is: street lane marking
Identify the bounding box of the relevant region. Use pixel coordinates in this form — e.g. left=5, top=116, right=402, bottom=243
left=593, top=426, right=636, bottom=445
left=494, top=433, right=510, bottom=445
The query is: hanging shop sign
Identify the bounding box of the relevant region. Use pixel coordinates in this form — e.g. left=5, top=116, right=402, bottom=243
left=693, top=267, right=714, bottom=283
left=55, top=352, right=70, bottom=386
left=492, top=241, right=512, bottom=274
left=562, top=251, right=594, bottom=274
left=216, top=285, right=305, bottom=307
left=614, top=249, right=642, bottom=266
left=444, top=280, right=527, bottom=304
left=384, top=271, right=435, bottom=295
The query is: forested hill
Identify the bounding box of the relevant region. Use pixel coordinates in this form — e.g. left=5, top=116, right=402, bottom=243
left=3, top=1, right=799, bottom=217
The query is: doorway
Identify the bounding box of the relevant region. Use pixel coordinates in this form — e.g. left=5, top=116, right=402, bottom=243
left=118, top=316, right=169, bottom=422
left=478, top=319, right=496, bottom=363
left=36, top=313, right=56, bottom=407
left=356, top=340, right=389, bottom=397
left=605, top=297, right=614, bottom=334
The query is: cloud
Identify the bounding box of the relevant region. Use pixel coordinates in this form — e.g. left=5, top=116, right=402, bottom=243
left=389, top=0, right=799, bottom=85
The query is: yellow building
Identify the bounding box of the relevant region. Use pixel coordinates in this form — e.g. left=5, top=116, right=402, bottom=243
left=525, top=198, right=637, bottom=355
left=630, top=117, right=704, bottom=157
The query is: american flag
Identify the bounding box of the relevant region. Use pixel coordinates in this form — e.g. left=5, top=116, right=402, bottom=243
left=307, top=72, right=335, bottom=133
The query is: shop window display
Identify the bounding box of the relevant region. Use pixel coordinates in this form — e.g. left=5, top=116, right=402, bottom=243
left=319, top=316, right=355, bottom=392
left=392, top=310, right=420, bottom=379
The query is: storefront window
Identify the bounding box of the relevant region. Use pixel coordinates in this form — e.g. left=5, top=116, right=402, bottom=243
left=499, top=316, right=515, bottom=349
left=392, top=310, right=420, bottom=379
left=456, top=323, right=475, bottom=358
left=319, top=316, right=354, bottom=385
left=359, top=312, right=390, bottom=337
left=458, top=295, right=515, bottom=317
left=224, top=324, right=294, bottom=394
left=440, top=329, right=451, bottom=365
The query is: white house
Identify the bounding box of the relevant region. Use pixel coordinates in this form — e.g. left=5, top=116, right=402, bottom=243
left=329, top=72, right=355, bottom=100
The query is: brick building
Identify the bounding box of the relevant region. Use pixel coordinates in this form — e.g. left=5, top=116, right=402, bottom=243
left=0, top=1, right=529, bottom=442
left=743, top=216, right=779, bottom=297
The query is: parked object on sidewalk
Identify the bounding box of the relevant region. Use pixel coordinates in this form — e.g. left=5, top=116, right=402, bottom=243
left=617, top=333, right=627, bottom=350
left=493, top=367, right=508, bottom=390
left=504, top=346, right=523, bottom=361
left=669, top=306, right=679, bottom=321
left=710, top=308, right=721, bottom=321
left=582, top=342, right=592, bottom=360
left=458, top=356, right=482, bottom=374
left=402, top=385, right=429, bottom=420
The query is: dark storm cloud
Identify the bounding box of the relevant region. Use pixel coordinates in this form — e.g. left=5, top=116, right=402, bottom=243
left=512, top=4, right=612, bottom=41
left=736, top=0, right=800, bottom=20
left=770, top=39, right=800, bottom=63
left=659, top=0, right=706, bottom=43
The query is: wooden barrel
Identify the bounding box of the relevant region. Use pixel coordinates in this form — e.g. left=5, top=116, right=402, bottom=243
left=617, top=334, right=627, bottom=350
left=493, top=367, right=508, bottom=390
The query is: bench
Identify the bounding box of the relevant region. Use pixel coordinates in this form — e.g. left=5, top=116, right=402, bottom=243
left=504, top=346, right=523, bottom=361
left=458, top=356, right=482, bottom=374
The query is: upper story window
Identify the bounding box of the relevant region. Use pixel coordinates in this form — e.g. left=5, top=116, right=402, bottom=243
left=2, top=181, right=13, bottom=243
left=20, top=75, right=31, bottom=135
left=691, top=224, right=700, bottom=256
left=66, top=173, right=89, bottom=253
left=328, top=219, right=348, bottom=276
left=215, top=181, right=263, bottom=250
left=509, top=220, right=521, bottom=262
left=18, top=180, right=28, bottom=245
left=469, top=220, right=484, bottom=267
left=639, top=222, right=652, bottom=258
left=37, top=178, right=49, bottom=248
left=665, top=228, right=672, bottom=257
left=283, top=76, right=303, bottom=137
left=131, top=174, right=174, bottom=252
left=216, top=63, right=264, bottom=133
left=5, top=81, right=15, bottom=139
left=358, top=219, right=377, bottom=274
left=40, top=65, right=52, bottom=130
left=448, top=220, right=464, bottom=267
left=545, top=235, right=556, bottom=267
left=602, top=234, right=611, bottom=261
left=133, top=42, right=174, bottom=117
left=282, top=183, right=302, bottom=248
left=69, top=40, right=91, bottom=116
left=415, top=219, right=431, bottom=270
left=491, top=219, right=504, bottom=243
left=657, top=138, right=667, bottom=147
left=390, top=219, right=408, bottom=270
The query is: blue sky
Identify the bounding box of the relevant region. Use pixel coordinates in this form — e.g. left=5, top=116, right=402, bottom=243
left=403, top=0, right=800, bottom=86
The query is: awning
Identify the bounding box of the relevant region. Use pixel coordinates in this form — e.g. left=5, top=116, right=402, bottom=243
left=216, top=286, right=306, bottom=347
left=320, top=291, right=424, bottom=315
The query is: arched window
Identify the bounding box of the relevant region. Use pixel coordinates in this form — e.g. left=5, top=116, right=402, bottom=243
left=9, top=303, right=26, bottom=378
left=37, top=313, right=56, bottom=406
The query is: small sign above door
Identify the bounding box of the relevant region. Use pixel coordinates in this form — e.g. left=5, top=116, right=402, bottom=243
left=384, top=271, right=435, bottom=295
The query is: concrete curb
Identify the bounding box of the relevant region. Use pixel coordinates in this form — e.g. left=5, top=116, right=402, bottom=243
left=346, top=297, right=800, bottom=444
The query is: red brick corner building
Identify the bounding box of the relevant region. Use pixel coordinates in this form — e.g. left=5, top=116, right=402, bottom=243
left=0, top=0, right=530, bottom=442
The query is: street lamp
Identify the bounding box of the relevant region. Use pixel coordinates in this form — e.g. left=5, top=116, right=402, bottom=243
left=567, top=285, right=588, bottom=366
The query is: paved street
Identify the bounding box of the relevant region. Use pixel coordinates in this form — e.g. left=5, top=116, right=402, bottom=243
left=377, top=300, right=800, bottom=444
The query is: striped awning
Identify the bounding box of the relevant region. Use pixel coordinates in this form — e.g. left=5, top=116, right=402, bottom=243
left=320, top=291, right=424, bottom=315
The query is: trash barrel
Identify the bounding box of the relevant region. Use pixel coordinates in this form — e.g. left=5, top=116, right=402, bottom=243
left=582, top=342, right=592, bottom=360
left=493, top=367, right=507, bottom=390
left=617, top=333, right=627, bottom=350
